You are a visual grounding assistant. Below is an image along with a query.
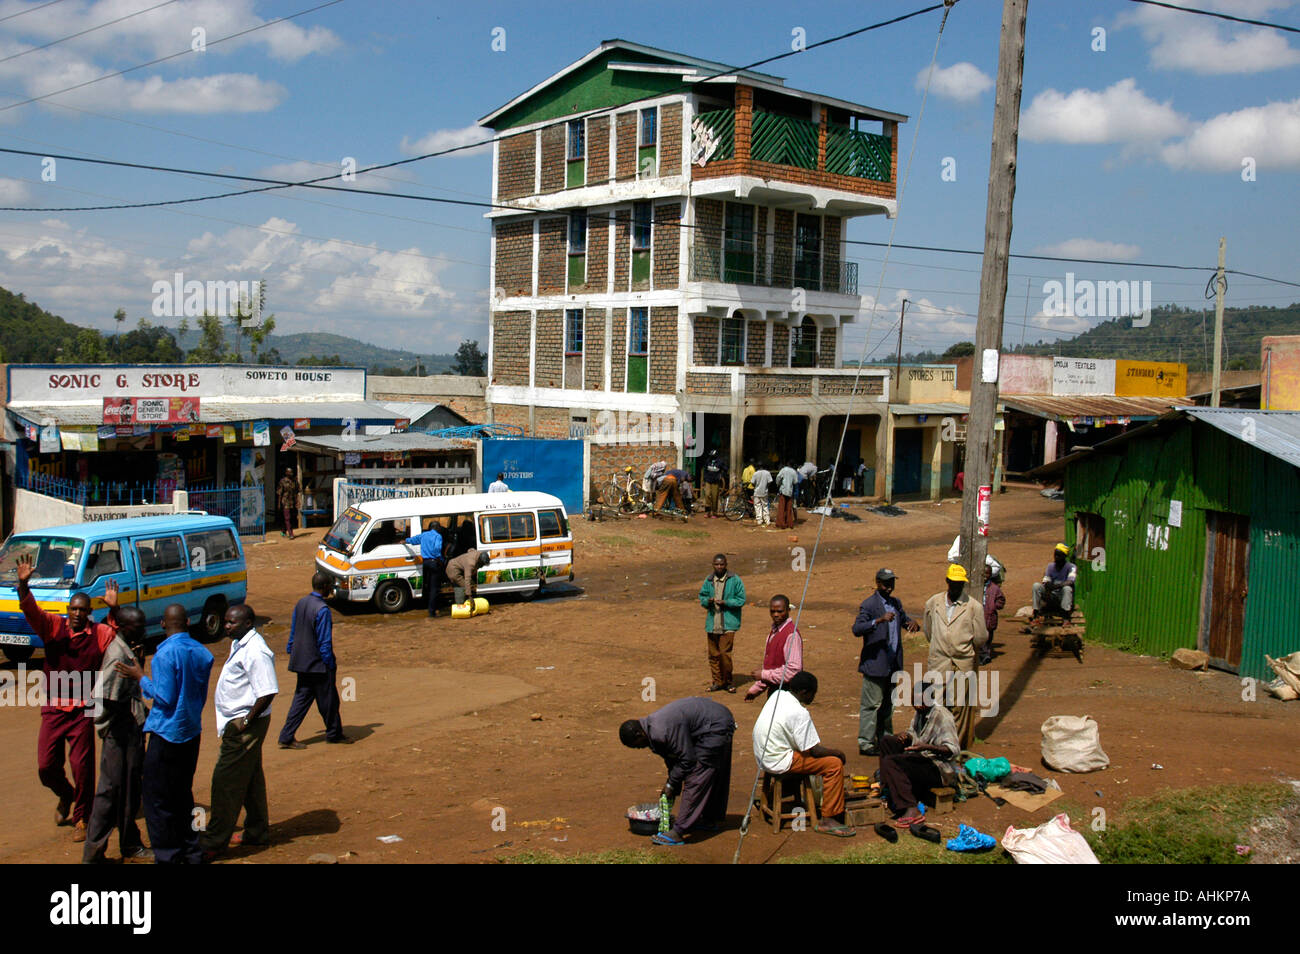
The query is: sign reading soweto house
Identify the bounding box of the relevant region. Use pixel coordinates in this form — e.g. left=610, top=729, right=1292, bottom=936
left=1051, top=357, right=1116, bottom=396
left=744, top=375, right=813, bottom=397
left=10, top=365, right=367, bottom=403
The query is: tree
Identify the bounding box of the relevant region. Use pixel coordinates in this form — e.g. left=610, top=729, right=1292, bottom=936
left=187, top=314, right=230, bottom=363
left=455, top=340, right=486, bottom=376
left=941, top=341, right=976, bottom=360
left=112, top=307, right=127, bottom=359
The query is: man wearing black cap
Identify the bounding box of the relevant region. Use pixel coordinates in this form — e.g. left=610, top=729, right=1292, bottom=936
left=851, top=569, right=920, bottom=756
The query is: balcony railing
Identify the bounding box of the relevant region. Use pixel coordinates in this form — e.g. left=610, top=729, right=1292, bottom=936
left=689, top=241, right=859, bottom=295
left=691, top=108, right=892, bottom=183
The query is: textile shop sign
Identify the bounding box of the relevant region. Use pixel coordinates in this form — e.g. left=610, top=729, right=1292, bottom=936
left=103, top=397, right=201, bottom=425
left=11, top=366, right=365, bottom=402
left=1051, top=357, right=1116, bottom=396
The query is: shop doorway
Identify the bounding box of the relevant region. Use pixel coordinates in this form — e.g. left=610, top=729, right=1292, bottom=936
left=892, top=429, right=923, bottom=496
left=742, top=415, right=807, bottom=472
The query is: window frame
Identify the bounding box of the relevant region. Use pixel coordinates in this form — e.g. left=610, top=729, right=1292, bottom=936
left=479, top=511, right=538, bottom=544
left=183, top=528, right=239, bottom=567
left=719, top=315, right=746, bottom=366
left=628, top=307, right=649, bottom=356
left=639, top=108, right=657, bottom=148
left=632, top=200, right=652, bottom=252
left=568, top=211, right=587, bottom=255
left=564, top=308, right=584, bottom=356
left=538, top=508, right=568, bottom=539
left=567, top=119, right=585, bottom=161
left=790, top=317, right=818, bottom=368
left=83, top=540, right=124, bottom=585
left=135, top=535, right=186, bottom=575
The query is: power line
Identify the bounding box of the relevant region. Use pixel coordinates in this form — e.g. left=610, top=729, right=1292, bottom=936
left=0, top=0, right=68, bottom=24
left=0, top=0, right=182, bottom=66
left=0, top=0, right=346, bottom=113
left=1124, top=0, right=1300, bottom=34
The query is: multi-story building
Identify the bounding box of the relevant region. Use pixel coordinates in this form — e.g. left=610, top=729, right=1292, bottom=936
left=479, top=40, right=907, bottom=495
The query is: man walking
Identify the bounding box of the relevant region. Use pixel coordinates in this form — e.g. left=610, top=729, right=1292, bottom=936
left=83, top=605, right=150, bottom=863
left=744, top=595, right=803, bottom=700
left=619, top=697, right=737, bottom=846
left=774, top=462, right=798, bottom=529
left=700, top=450, right=727, bottom=518
left=922, top=564, right=987, bottom=749
left=852, top=568, right=920, bottom=756
left=699, top=554, right=745, bottom=693
left=279, top=572, right=349, bottom=748
left=751, top=463, right=773, bottom=527
left=405, top=519, right=446, bottom=617
left=16, top=557, right=120, bottom=843
left=202, top=604, right=278, bottom=858
left=117, top=604, right=213, bottom=864
left=446, top=549, right=490, bottom=606
left=277, top=469, right=299, bottom=539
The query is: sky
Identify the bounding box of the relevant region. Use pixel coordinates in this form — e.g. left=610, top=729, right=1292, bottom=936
left=0, top=0, right=1296, bottom=366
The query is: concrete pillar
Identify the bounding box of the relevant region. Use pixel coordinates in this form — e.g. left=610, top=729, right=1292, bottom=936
left=729, top=410, right=744, bottom=482
left=805, top=414, right=819, bottom=465
left=878, top=412, right=893, bottom=502
left=1043, top=420, right=1058, bottom=466
left=929, top=426, right=943, bottom=501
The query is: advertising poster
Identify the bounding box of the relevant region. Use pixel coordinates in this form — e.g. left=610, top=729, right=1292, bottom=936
left=240, top=447, right=267, bottom=532
left=252, top=420, right=270, bottom=447
left=103, top=396, right=201, bottom=425
left=39, top=423, right=60, bottom=454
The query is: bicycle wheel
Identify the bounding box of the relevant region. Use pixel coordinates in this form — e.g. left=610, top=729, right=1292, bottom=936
left=724, top=495, right=746, bottom=521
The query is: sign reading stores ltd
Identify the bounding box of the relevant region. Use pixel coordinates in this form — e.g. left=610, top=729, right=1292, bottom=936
left=9, top=365, right=367, bottom=402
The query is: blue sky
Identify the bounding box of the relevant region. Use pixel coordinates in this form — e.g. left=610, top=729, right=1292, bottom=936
left=0, top=0, right=1296, bottom=364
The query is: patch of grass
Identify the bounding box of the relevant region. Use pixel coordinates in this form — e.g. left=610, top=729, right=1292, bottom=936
left=782, top=834, right=1011, bottom=864
left=652, top=528, right=708, bottom=540
left=603, top=536, right=635, bottom=547
left=501, top=848, right=677, bottom=864
left=1081, top=783, right=1290, bottom=865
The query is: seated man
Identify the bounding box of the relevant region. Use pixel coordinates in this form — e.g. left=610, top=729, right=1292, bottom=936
left=752, top=672, right=854, bottom=837
left=1032, top=543, right=1077, bottom=621
left=619, top=697, right=736, bottom=847
left=877, top=688, right=961, bottom=828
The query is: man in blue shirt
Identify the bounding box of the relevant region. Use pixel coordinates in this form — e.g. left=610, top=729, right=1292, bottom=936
left=116, top=603, right=213, bottom=864
left=279, top=572, right=349, bottom=748
left=851, top=568, right=920, bottom=756
left=406, top=520, right=446, bottom=618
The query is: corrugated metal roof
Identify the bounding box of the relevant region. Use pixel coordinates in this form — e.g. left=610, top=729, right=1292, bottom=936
left=1184, top=407, right=1300, bottom=471
left=1001, top=394, right=1189, bottom=421
left=7, top=400, right=403, bottom=427
left=294, top=432, right=471, bottom=454
left=887, top=402, right=969, bottom=415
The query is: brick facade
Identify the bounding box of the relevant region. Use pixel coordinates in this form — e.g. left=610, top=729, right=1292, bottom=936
left=615, top=111, right=637, bottom=181
left=693, top=316, right=719, bottom=365
left=696, top=198, right=723, bottom=270
left=771, top=322, right=790, bottom=368
left=535, top=309, right=562, bottom=388
left=612, top=210, right=630, bottom=292
left=659, top=102, right=683, bottom=178
left=534, top=406, right=570, bottom=439
left=538, top=217, right=566, bottom=296
left=586, top=214, right=609, bottom=291
left=564, top=354, right=583, bottom=389
left=747, top=320, right=766, bottom=366
left=745, top=374, right=811, bottom=397
left=491, top=401, right=530, bottom=432
left=540, top=124, right=565, bottom=194
left=498, top=132, right=535, bottom=200
left=584, top=309, right=605, bottom=391
left=773, top=209, right=793, bottom=286
left=823, top=215, right=842, bottom=289
left=491, top=311, right=530, bottom=386
left=589, top=442, right=679, bottom=499
left=653, top=201, right=680, bottom=288
left=819, top=376, right=884, bottom=396
left=494, top=219, right=533, bottom=297
left=611, top=310, right=627, bottom=391
left=686, top=372, right=730, bottom=395
left=817, top=325, right=838, bottom=368
left=649, top=306, right=677, bottom=393
left=587, top=115, right=610, bottom=186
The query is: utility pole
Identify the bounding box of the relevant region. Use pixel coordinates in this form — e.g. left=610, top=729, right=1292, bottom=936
left=1211, top=237, right=1226, bottom=408
left=895, top=298, right=910, bottom=394
left=960, top=0, right=1028, bottom=584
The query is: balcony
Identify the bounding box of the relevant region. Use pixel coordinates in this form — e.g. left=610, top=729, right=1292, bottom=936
left=689, top=242, right=858, bottom=296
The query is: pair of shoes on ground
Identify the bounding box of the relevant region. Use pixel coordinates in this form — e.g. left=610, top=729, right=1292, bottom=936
left=706, top=683, right=736, bottom=694
left=895, top=812, right=941, bottom=843
left=281, top=735, right=353, bottom=748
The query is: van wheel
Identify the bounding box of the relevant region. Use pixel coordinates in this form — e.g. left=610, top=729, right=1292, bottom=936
left=2, top=646, right=34, bottom=664
left=374, top=580, right=410, bottom=614
left=200, top=597, right=229, bottom=643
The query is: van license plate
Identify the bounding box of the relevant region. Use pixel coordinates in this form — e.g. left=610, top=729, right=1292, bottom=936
left=0, top=634, right=32, bottom=646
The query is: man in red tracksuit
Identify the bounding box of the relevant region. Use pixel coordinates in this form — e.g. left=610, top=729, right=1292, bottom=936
left=17, top=556, right=120, bottom=843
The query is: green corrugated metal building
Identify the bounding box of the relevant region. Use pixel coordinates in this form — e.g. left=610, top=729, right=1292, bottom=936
left=1045, top=408, right=1300, bottom=681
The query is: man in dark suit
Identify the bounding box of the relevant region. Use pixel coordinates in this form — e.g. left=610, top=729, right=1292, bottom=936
left=277, top=572, right=351, bottom=749
left=851, top=568, right=920, bottom=756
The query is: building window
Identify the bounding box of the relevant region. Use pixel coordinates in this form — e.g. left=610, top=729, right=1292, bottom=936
left=790, top=316, right=817, bottom=368
left=629, top=308, right=649, bottom=355
left=567, top=120, right=585, bottom=160
left=640, top=108, right=657, bottom=147
left=632, top=201, right=652, bottom=251
left=724, top=202, right=755, bottom=284
left=638, top=107, right=658, bottom=178
left=720, top=315, right=745, bottom=365
left=565, top=309, right=584, bottom=355
left=567, top=212, right=586, bottom=285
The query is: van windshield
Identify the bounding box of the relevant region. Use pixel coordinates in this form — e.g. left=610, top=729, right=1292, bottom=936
left=0, top=536, right=87, bottom=589
left=324, top=508, right=369, bottom=554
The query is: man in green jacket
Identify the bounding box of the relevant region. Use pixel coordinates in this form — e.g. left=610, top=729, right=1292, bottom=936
left=699, top=554, right=746, bottom=693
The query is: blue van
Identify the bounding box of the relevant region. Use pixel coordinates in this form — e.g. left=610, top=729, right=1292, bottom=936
left=0, top=513, right=248, bottom=662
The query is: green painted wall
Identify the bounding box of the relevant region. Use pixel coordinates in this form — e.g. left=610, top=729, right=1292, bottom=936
left=491, top=50, right=687, bottom=131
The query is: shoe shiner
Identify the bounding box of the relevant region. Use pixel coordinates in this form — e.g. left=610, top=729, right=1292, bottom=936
left=877, top=676, right=961, bottom=831
left=620, top=697, right=736, bottom=846
left=1032, top=544, right=1076, bottom=622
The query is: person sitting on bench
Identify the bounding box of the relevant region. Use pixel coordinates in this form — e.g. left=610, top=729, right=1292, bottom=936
left=1031, top=544, right=1077, bottom=622
left=752, top=671, right=854, bottom=837
left=878, top=687, right=961, bottom=828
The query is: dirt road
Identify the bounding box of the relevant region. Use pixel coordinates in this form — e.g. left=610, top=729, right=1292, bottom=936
left=1, top=488, right=1295, bottom=863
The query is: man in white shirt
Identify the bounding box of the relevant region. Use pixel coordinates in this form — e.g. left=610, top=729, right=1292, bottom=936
left=751, top=671, right=855, bottom=837
left=750, top=465, right=773, bottom=527
left=488, top=473, right=510, bottom=493
left=798, top=460, right=819, bottom=507
left=202, top=604, right=278, bottom=859
left=774, top=463, right=799, bottom=529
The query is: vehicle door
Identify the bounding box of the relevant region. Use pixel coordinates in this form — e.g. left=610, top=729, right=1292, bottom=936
left=130, top=532, right=191, bottom=631
left=79, top=537, right=135, bottom=623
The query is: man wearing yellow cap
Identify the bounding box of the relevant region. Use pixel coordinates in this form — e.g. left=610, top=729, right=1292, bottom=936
left=922, top=564, right=987, bottom=749
left=1032, top=544, right=1077, bottom=623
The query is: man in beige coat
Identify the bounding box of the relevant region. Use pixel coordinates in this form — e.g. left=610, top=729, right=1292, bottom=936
left=922, top=563, right=987, bottom=749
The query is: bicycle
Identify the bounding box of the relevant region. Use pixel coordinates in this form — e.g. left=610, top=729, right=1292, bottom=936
left=724, top=487, right=754, bottom=522
left=604, top=468, right=648, bottom=514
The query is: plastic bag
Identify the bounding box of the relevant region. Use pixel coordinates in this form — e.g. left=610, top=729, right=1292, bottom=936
left=1041, top=715, right=1109, bottom=773
left=1002, top=813, right=1100, bottom=864
left=964, top=756, right=1011, bottom=782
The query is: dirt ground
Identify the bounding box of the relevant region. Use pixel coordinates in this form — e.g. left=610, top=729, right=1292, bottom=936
left=1, top=486, right=1296, bottom=864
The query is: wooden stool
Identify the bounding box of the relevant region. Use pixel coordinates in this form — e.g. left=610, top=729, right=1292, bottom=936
left=754, top=772, right=820, bottom=833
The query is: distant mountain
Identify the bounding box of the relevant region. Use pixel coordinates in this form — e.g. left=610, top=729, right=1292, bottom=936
left=170, top=328, right=456, bottom=373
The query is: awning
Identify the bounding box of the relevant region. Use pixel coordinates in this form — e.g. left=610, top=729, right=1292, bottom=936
left=1000, top=394, right=1189, bottom=423
left=887, top=402, right=969, bottom=416
left=7, top=400, right=404, bottom=428
left=293, top=432, right=472, bottom=454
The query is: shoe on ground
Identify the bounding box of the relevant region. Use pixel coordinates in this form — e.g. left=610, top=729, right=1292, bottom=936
left=72, top=820, right=87, bottom=843
left=873, top=822, right=899, bottom=843
left=814, top=822, right=856, bottom=838
left=279, top=739, right=307, bottom=750
left=231, top=832, right=270, bottom=848
left=859, top=746, right=880, bottom=757
left=706, top=683, right=725, bottom=692
left=123, top=846, right=154, bottom=863
left=326, top=735, right=354, bottom=744
left=55, top=795, right=72, bottom=826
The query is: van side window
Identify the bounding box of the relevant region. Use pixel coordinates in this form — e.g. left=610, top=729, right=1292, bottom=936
left=136, top=536, right=186, bottom=574
left=538, top=509, right=567, bottom=538
left=84, top=541, right=124, bottom=583
left=480, top=512, right=537, bottom=543
left=363, top=520, right=406, bottom=554
left=185, top=528, right=239, bottom=567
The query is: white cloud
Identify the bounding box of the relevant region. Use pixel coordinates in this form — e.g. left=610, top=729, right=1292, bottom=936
left=124, top=73, right=286, bottom=113
left=259, top=160, right=418, bottom=193
left=1029, top=310, right=1093, bottom=336
left=1022, top=79, right=1190, bottom=144
left=0, top=176, right=31, bottom=203
left=1160, top=97, right=1300, bottom=171
left=1123, top=1, right=1300, bottom=74
left=400, top=125, right=494, bottom=158
left=916, top=62, right=993, bottom=103
left=1034, top=239, right=1142, bottom=261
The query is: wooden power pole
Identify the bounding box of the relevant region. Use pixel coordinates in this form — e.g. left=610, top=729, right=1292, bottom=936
left=960, top=0, right=1028, bottom=583
left=1211, top=237, right=1226, bottom=408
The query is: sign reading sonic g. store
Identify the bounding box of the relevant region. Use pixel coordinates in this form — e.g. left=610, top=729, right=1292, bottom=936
left=8, top=365, right=367, bottom=402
